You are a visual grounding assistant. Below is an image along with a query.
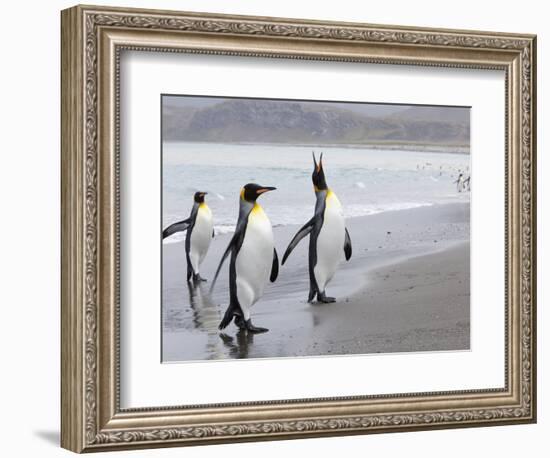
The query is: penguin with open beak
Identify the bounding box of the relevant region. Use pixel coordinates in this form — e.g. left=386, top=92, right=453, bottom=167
left=163, top=191, right=214, bottom=283
left=211, top=184, right=279, bottom=333
left=282, top=153, right=352, bottom=303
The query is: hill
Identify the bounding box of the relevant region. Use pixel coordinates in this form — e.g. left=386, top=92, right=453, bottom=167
left=162, top=98, right=470, bottom=148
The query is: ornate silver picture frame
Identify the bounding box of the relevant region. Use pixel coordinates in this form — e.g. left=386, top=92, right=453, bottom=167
left=61, top=4, right=536, bottom=453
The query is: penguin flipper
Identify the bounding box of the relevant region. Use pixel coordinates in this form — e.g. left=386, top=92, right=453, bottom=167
left=210, top=241, right=233, bottom=293
left=282, top=217, right=315, bottom=264
left=270, top=248, right=279, bottom=282
left=162, top=218, right=191, bottom=239
left=210, top=219, right=247, bottom=293
left=344, top=227, right=352, bottom=261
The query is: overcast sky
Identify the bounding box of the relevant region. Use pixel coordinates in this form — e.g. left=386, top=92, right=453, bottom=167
left=162, top=94, right=413, bottom=118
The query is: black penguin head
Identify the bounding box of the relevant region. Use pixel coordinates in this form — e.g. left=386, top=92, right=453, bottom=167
left=312, top=152, right=328, bottom=192
left=193, top=191, right=207, bottom=203
left=241, top=183, right=276, bottom=202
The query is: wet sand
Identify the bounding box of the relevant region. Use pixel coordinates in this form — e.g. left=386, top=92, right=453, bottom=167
left=162, top=202, right=470, bottom=362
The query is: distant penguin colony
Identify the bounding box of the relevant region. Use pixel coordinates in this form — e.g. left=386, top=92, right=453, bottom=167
left=454, top=171, right=471, bottom=192
left=162, top=152, right=465, bottom=334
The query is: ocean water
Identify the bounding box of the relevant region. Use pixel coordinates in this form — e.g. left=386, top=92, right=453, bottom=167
left=162, top=142, right=470, bottom=243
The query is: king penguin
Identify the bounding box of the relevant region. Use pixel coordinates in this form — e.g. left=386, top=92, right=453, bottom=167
left=282, top=153, right=352, bottom=303
left=454, top=172, right=465, bottom=192
left=163, top=191, right=214, bottom=283
left=211, top=183, right=279, bottom=333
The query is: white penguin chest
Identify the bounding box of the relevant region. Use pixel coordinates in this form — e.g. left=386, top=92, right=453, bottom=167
left=315, top=191, right=345, bottom=288
left=190, top=205, right=213, bottom=258
left=235, top=205, right=274, bottom=306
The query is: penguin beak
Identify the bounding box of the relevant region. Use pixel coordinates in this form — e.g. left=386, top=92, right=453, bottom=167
left=312, top=151, right=319, bottom=171
left=256, top=186, right=276, bottom=194
left=312, top=152, right=323, bottom=172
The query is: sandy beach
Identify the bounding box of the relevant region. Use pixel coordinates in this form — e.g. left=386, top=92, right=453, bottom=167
left=162, top=201, right=470, bottom=362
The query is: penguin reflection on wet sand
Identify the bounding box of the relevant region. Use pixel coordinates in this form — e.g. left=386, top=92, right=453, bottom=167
left=211, top=184, right=279, bottom=333
left=282, top=153, right=352, bottom=303
left=219, top=331, right=254, bottom=358
left=162, top=191, right=214, bottom=283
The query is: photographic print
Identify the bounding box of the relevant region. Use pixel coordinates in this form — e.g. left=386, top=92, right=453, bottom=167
left=161, top=95, right=471, bottom=362
left=61, top=7, right=536, bottom=450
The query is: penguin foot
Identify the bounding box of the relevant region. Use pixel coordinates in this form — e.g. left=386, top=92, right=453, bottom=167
left=234, top=315, right=247, bottom=330
left=317, top=292, right=336, bottom=303
left=245, top=319, right=269, bottom=334
left=193, top=274, right=207, bottom=283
